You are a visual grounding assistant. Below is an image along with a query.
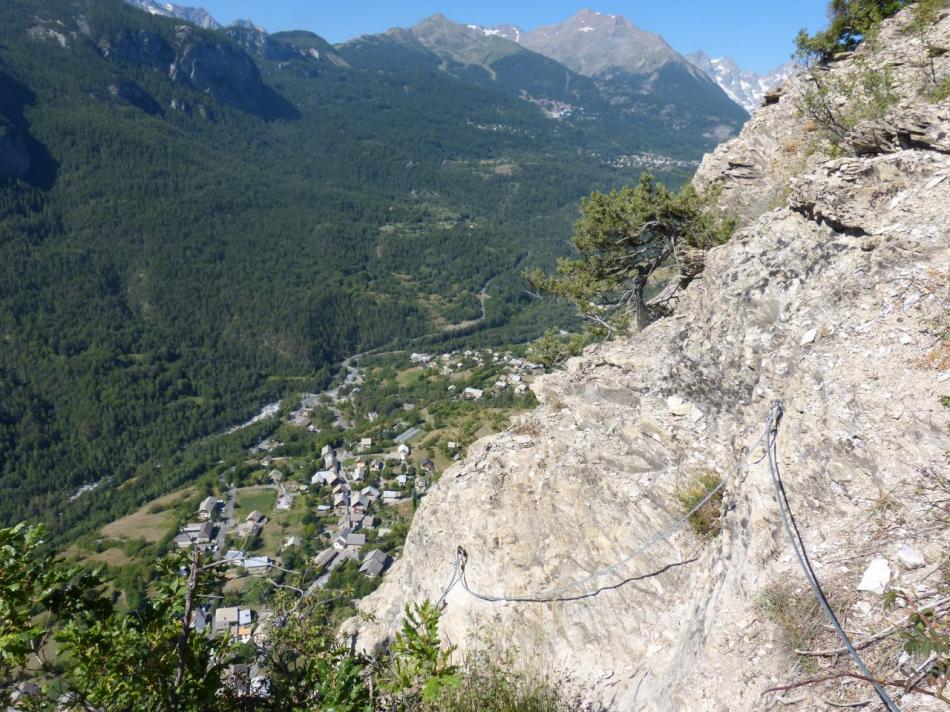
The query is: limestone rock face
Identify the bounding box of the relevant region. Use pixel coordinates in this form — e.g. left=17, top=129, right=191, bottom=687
left=94, top=26, right=276, bottom=116
left=693, top=8, right=950, bottom=226
left=170, top=36, right=266, bottom=114
left=849, top=102, right=950, bottom=156
left=354, top=9, right=950, bottom=710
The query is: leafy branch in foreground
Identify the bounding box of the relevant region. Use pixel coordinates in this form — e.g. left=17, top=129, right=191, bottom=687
left=57, top=550, right=236, bottom=712
left=885, top=588, right=950, bottom=703
left=526, top=174, right=734, bottom=336
left=382, top=600, right=461, bottom=707
left=0, top=524, right=106, bottom=703
left=1, top=522, right=569, bottom=711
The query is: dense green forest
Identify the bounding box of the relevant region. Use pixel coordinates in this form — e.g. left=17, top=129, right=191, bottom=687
left=0, top=0, right=690, bottom=536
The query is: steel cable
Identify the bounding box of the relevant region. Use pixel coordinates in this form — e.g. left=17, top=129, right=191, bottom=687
left=764, top=400, right=900, bottom=712
left=452, top=408, right=772, bottom=603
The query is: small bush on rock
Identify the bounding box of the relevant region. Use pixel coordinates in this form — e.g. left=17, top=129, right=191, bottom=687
left=675, top=471, right=724, bottom=539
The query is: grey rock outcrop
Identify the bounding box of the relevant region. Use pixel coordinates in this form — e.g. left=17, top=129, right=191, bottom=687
left=123, top=0, right=221, bottom=31
left=693, top=8, right=950, bottom=226
left=89, top=24, right=283, bottom=116
left=101, top=30, right=176, bottom=69
left=849, top=102, right=950, bottom=155
left=353, top=8, right=950, bottom=710
left=170, top=34, right=267, bottom=114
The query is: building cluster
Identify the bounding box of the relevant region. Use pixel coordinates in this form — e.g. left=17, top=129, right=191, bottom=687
left=309, top=444, right=395, bottom=583
left=412, top=348, right=540, bottom=399
left=525, top=96, right=580, bottom=119
left=608, top=152, right=701, bottom=170
left=173, top=497, right=221, bottom=550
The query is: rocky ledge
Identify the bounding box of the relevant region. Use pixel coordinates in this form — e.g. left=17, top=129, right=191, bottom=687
left=353, top=8, right=950, bottom=711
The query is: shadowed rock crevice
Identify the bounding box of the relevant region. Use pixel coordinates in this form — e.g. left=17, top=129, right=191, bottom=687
left=0, top=69, right=58, bottom=189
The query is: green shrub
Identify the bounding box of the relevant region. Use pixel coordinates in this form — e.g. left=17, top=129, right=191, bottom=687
left=675, top=471, right=724, bottom=539
left=929, top=77, right=950, bottom=103
left=797, top=51, right=899, bottom=151
left=527, top=329, right=595, bottom=371
left=795, top=0, right=911, bottom=64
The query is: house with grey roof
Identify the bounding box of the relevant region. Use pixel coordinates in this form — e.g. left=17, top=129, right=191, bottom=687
left=313, top=547, right=338, bottom=571
left=198, top=496, right=219, bottom=521
left=243, top=556, right=273, bottom=575
left=359, top=549, right=392, bottom=578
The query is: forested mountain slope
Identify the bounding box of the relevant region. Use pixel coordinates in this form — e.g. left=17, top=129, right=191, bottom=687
left=0, top=0, right=702, bottom=536
left=339, top=12, right=748, bottom=158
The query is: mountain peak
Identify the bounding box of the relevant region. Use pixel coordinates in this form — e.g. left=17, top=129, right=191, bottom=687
left=403, top=12, right=527, bottom=67
left=516, top=9, right=680, bottom=76
left=412, top=13, right=458, bottom=31
left=686, top=51, right=799, bottom=112
left=230, top=18, right=267, bottom=33
left=570, top=8, right=631, bottom=28
left=124, top=0, right=221, bottom=30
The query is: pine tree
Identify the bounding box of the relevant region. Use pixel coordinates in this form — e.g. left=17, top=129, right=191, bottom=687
left=527, top=174, right=733, bottom=335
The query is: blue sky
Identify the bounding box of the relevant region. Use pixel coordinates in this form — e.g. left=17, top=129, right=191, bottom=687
left=197, top=1, right=831, bottom=74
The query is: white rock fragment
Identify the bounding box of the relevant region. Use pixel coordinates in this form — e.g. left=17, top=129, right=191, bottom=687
left=857, top=558, right=891, bottom=594
left=666, top=396, right=690, bottom=417
left=924, top=174, right=947, bottom=190
left=896, top=545, right=925, bottom=570
left=800, top=328, right=817, bottom=346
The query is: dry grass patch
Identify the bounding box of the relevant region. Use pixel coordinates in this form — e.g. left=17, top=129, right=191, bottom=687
left=918, top=339, right=950, bottom=371
left=759, top=583, right=827, bottom=674
left=223, top=576, right=246, bottom=595
left=84, top=547, right=135, bottom=567
left=759, top=579, right=856, bottom=675
left=101, top=487, right=195, bottom=542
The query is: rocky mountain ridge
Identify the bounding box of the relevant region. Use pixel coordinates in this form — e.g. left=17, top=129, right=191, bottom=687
left=492, top=8, right=684, bottom=77
left=352, top=7, right=950, bottom=710
left=117, top=0, right=791, bottom=117
left=686, top=51, right=799, bottom=113
left=338, top=10, right=748, bottom=155
left=116, top=2, right=748, bottom=156
left=125, top=0, right=220, bottom=29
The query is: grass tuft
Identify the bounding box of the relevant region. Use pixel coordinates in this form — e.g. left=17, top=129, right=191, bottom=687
left=675, top=471, right=724, bottom=539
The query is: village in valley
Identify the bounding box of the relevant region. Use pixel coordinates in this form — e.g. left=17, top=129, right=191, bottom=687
left=68, top=346, right=542, bottom=691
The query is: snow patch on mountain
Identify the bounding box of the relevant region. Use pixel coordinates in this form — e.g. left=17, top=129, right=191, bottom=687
left=466, top=24, right=504, bottom=37
left=124, top=0, right=222, bottom=30
left=687, top=51, right=799, bottom=112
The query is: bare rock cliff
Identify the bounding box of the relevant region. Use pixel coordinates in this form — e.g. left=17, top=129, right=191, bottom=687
left=693, top=8, right=950, bottom=226
left=354, top=9, right=950, bottom=710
